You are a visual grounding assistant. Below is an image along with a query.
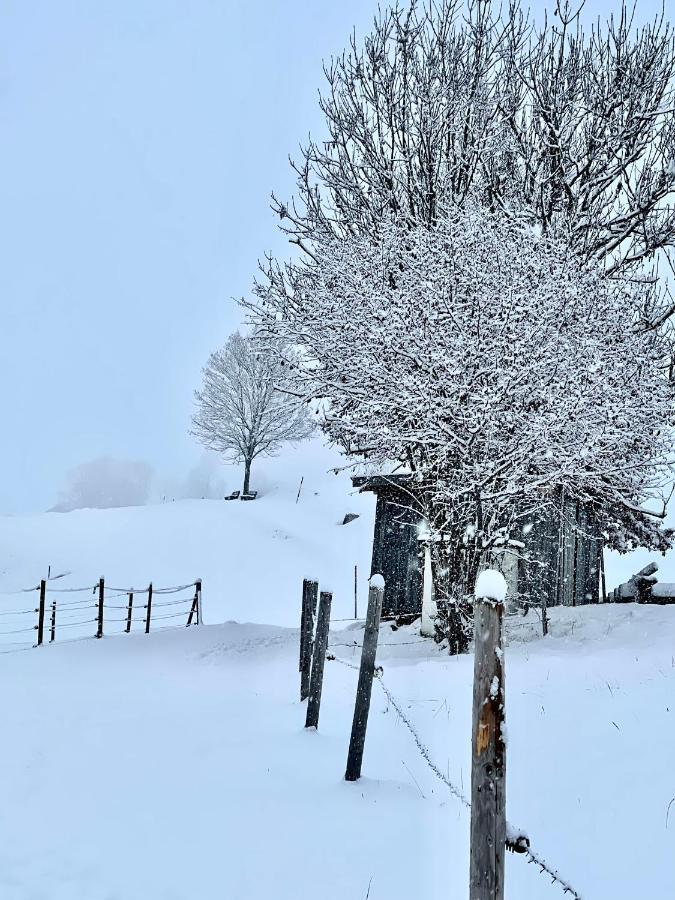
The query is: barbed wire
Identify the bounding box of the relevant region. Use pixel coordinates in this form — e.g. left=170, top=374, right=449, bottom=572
left=0, top=625, right=38, bottom=636
left=43, top=585, right=98, bottom=594
left=329, top=638, right=430, bottom=649
left=0, top=585, right=39, bottom=596
left=150, top=611, right=194, bottom=621
left=327, top=653, right=583, bottom=899
left=146, top=597, right=193, bottom=609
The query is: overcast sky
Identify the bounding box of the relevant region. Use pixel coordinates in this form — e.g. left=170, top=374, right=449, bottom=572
left=0, top=0, right=668, bottom=514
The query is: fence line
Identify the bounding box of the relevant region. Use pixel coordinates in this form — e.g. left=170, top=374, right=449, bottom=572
left=0, top=577, right=203, bottom=650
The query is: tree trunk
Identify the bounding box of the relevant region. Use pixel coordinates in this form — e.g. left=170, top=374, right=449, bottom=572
left=243, top=457, right=252, bottom=494
left=430, top=536, right=471, bottom=655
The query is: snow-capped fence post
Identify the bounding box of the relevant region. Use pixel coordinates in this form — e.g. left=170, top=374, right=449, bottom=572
left=300, top=578, right=318, bottom=701
left=305, top=590, right=332, bottom=729
left=36, top=580, right=46, bottom=646
left=96, top=577, right=105, bottom=639
left=145, top=583, right=153, bottom=634
left=345, top=574, right=384, bottom=782
left=50, top=601, right=56, bottom=643
left=469, top=570, right=507, bottom=900
left=196, top=578, right=203, bottom=625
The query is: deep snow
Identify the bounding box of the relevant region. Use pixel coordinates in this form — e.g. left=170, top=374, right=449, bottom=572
left=0, top=443, right=672, bottom=898
left=0, top=604, right=671, bottom=899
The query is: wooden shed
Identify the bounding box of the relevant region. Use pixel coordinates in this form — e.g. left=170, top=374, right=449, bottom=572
left=352, top=475, right=603, bottom=616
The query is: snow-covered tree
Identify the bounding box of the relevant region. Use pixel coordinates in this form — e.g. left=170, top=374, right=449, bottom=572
left=191, top=332, right=314, bottom=494
left=248, top=206, right=675, bottom=645
left=273, top=0, right=675, bottom=285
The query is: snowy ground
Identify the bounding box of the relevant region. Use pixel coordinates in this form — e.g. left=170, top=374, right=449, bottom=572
left=0, top=603, right=671, bottom=899
left=0, top=445, right=673, bottom=898
left=0, top=445, right=376, bottom=648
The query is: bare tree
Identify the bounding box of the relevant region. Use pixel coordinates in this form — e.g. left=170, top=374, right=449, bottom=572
left=191, top=332, right=314, bottom=495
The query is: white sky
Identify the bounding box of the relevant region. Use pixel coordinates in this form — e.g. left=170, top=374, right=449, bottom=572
left=0, top=0, right=669, bottom=513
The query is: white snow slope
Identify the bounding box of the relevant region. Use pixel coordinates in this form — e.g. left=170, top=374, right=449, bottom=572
left=0, top=444, right=672, bottom=899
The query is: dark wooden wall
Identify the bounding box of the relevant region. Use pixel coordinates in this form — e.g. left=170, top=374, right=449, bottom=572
left=355, top=477, right=601, bottom=616
left=370, top=489, right=423, bottom=617
left=518, top=499, right=601, bottom=608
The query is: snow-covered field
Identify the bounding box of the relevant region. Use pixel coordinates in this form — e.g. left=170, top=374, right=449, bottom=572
left=0, top=447, right=673, bottom=898
left=0, top=604, right=671, bottom=899
left=0, top=446, right=376, bottom=641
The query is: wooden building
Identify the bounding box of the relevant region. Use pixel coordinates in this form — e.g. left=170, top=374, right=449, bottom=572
left=352, top=475, right=602, bottom=617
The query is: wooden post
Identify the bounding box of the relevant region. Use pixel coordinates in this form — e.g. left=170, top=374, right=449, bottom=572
left=541, top=595, right=548, bottom=637
left=469, top=592, right=506, bottom=900
left=304, top=590, right=332, bottom=729
left=354, top=565, right=358, bottom=619
left=50, top=601, right=56, bottom=643
left=345, top=576, right=384, bottom=781
left=300, top=579, right=318, bottom=701
left=187, top=584, right=198, bottom=626
left=145, top=583, right=153, bottom=634
left=196, top=578, right=203, bottom=625
left=125, top=592, right=133, bottom=633
left=96, top=577, right=104, bottom=639
left=37, top=579, right=46, bottom=646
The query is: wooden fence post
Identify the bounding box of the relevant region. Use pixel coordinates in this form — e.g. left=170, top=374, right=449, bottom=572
left=50, top=601, right=56, bottom=643
left=145, top=583, right=153, bottom=634
left=304, top=590, right=332, bottom=729
left=541, top=595, right=548, bottom=637
left=345, top=575, right=384, bottom=781
left=96, top=577, right=105, bottom=638
left=36, top=580, right=46, bottom=646
left=469, top=572, right=506, bottom=900
left=354, top=565, right=358, bottom=619
left=196, top=578, right=203, bottom=625
left=300, top=579, right=318, bottom=701
left=126, top=592, right=133, bottom=633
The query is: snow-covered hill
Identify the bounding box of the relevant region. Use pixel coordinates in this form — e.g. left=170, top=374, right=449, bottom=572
left=0, top=443, right=376, bottom=631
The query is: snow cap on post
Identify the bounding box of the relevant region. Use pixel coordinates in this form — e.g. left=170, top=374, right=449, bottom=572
left=475, top=569, right=507, bottom=604
left=369, top=573, right=385, bottom=590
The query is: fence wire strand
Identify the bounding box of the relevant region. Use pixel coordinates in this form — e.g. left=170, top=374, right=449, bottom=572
left=327, top=653, right=583, bottom=900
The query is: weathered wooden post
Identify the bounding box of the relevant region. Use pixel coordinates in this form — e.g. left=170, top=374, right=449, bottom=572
left=145, top=583, right=153, bottom=634
left=196, top=578, right=203, bottom=625
left=345, top=574, right=384, bottom=782
left=126, top=592, right=134, bottom=633
left=187, top=583, right=198, bottom=626
left=50, top=601, right=56, bottom=643
left=96, top=577, right=105, bottom=638
left=304, top=590, right=332, bottom=729
left=300, top=579, right=318, bottom=701
left=354, top=565, right=358, bottom=619
left=36, top=580, right=46, bottom=646
left=541, top=595, right=548, bottom=637
left=469, top=570, right=507, bottom=900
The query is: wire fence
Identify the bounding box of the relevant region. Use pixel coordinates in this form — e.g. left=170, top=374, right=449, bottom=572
left=0, top=576, right=203, bottom=652
left=326, top=645, right=583, bottom=899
